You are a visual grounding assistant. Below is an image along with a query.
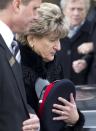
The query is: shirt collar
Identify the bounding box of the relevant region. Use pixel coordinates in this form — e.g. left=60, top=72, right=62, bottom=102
left=68, top=21, right=85, bottom=38
left=0, top=20, right=14, bottom=50
left=70, top=21, right=85, bottom=31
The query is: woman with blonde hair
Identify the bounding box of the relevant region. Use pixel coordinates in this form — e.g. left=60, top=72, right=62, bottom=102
left=17, top=2, right=84, bottom=131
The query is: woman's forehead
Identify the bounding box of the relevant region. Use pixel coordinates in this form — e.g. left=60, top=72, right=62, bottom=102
left=27, top=32, right=60, bottom=40
left=47, top=33, right=59, bottom=39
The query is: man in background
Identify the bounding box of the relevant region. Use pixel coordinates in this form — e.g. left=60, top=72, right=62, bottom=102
left=57, top=0, right=92, bottom=85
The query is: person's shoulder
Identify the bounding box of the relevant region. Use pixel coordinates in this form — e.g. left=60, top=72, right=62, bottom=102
left=80, top=20, right=92, bottom=33
left=87, top=6, right=96, bottom=22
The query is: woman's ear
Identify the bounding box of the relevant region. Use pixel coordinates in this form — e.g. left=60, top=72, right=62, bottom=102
left=27, top=35, right=34, bottom=49
left=27, top=35, right=34, bottom=42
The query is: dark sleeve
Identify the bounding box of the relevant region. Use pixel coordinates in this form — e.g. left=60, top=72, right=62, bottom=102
left=82, top=53, right=93, bottom=66
left=73, top=109, right=85, bottom=127
left=27, top=104, right=36, bottom=114
left=69, top=110, right=85, bottom=131
left=63, top=110, right=85, bottom=131
left=21, top=65, right=39, bottom=113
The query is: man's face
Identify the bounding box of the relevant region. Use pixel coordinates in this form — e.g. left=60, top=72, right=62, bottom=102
left=64, top=0, right=87, bottom=27
left=15, top=0, right=42, bottom=33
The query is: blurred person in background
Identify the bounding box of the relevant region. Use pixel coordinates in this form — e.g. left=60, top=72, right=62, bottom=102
left=73, top=0, right=96, bottom=84
left=57, top=0, right=92, bottom=85
left=75, top=42, right=93, bottom=75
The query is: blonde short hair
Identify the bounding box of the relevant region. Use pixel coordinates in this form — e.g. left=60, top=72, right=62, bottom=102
left=17, top=2, right=68, bottom=44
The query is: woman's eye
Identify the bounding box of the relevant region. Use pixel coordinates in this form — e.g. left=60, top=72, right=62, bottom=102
left=49, top=39, right=56, bottom=42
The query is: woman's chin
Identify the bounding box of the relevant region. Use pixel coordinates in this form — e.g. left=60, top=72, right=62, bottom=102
left=43, top=57, right=54, bottom=62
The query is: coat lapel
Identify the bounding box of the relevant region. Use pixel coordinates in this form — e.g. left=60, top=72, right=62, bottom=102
left=0, top=35, right=28, bottom=110
left=70, top=20, right=91, bottom=43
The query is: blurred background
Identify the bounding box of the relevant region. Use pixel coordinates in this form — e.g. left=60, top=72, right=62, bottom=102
left=43, top=0, right=96, bottom=6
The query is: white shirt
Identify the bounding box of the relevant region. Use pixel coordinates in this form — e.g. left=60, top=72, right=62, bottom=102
left=0, top=20, right=21, bottom=63
left=0, top=20, right=14, bottom=53
left=68, top=26, right=80, bottom=38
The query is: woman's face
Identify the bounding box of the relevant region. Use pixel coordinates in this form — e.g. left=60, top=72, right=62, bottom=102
left=27, top=34, right=61, bottom=62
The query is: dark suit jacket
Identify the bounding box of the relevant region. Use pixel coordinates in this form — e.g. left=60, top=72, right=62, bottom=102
left=0, top=35, right=29, bottom=131
left=57, top=20, right=92, bottom=85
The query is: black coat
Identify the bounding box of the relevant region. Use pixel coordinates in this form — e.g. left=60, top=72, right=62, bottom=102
left=57, top=20, right=92, bottom=85
left=20, top=44, right=62, bottom=112
left=20, top=44, right=85, bottom=131
left=0, top=35, right=29, bottom=131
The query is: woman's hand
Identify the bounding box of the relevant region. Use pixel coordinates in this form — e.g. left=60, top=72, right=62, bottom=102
left=22, top=113, right=40, bottom=131
left=52, top=93, right=79, bottom=125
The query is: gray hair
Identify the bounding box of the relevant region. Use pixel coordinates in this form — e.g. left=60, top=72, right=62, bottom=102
left=17, top=2, right=68, bottom=44
left=60, top=0, right=91, bottom=13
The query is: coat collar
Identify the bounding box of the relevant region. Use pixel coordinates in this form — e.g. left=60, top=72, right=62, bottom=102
left=20, top=44, right=55, bottom=79
left=68, top=20, right=91, bottom=42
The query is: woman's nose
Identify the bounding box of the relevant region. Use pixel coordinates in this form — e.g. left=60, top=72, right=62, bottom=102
left=55, top=41, right=61, bottom=51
